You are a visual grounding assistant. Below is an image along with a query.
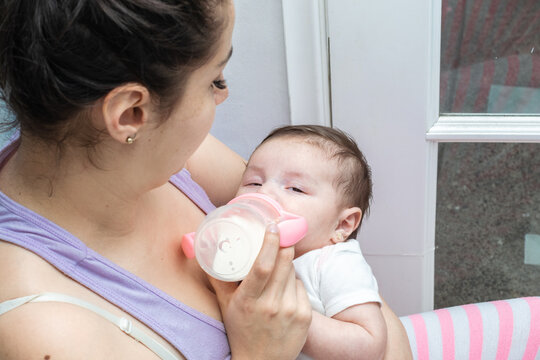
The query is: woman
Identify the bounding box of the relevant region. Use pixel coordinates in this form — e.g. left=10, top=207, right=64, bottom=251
left=0, top=1, right=411, bottom=358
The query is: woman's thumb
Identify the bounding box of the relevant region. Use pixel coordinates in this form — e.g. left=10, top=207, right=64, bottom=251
left=207, top=275, right=239, bottom=310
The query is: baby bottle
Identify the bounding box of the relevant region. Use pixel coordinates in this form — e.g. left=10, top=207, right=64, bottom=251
left=182, top=193, right=308, bottom=282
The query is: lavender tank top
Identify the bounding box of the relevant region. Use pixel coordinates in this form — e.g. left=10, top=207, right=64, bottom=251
left=0, top=139, right=231, bottom=359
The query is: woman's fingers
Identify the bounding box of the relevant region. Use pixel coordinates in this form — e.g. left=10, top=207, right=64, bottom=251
left=207, top=275, right=238, bottom=312
left=261, top=244, right=295, bottom=303
left=209, top=222, right=281, bottom=310
left=294, top=278, right=313, bottom=341
left=296, top=278, right=311, bottom=317
left=239, top=222, right=282, bottom=299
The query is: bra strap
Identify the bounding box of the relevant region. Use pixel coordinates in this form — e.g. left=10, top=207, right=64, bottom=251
left=0, top=292, right=181, bottom=360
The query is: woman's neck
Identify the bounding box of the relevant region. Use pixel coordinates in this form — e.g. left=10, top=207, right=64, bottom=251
left=0, top=136, right=160, bottom=242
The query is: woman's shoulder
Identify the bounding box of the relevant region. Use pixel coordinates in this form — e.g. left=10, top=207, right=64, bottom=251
left=0, top=240, right=52, bottom=297
left=0, top=242, right=177, bottom=359
left=0, top=297, right=161, bottom=359
left=0, top=243, right=102, bottom=357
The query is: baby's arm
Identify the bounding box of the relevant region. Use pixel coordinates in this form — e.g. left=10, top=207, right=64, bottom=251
left=302, top=302, right=387, bottom=360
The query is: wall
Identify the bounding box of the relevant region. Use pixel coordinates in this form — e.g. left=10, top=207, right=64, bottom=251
left=210, top=1, right=291, bottom=160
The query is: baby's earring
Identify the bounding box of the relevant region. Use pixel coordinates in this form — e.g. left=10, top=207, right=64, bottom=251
left=333, top=230, right=347, bottom=243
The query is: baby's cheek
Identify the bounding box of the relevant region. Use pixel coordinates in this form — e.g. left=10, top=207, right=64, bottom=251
left=235, top=187, right=250, bottom=196
left=293, top=235, right=315, bottom=257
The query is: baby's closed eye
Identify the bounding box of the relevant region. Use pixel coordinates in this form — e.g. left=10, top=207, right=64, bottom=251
left=287, top=186, right=305, bottom=194
left=245, top=182, right=262, bottom=187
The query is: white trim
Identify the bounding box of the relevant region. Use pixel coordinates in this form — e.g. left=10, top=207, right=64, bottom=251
left=422, top=142, right=439, bottom=311
left=281, top=0, right=331, bottom=126
left=421, top=0, right=443, bottom=312
left=427, top=115, right=540, bottom=142
left=426, top=0, right=442, bottom=129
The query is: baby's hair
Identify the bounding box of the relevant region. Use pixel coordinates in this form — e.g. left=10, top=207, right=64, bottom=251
left=260, top=125, right=373, bottom=237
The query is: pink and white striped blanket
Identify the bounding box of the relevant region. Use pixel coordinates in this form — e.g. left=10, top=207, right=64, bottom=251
left=400, top=297, right=540, bottom=359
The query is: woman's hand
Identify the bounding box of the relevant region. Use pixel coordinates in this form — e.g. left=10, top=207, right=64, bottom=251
left=209, top=223, right=312, bottom=360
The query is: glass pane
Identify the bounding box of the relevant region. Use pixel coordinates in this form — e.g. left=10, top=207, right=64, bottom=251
left=435, top=142, right=540, bottom=308
left=440, top=0, right=540, bottom=114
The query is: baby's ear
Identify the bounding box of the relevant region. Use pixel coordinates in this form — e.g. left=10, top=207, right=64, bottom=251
left=332, top=207, right=362, bottom=243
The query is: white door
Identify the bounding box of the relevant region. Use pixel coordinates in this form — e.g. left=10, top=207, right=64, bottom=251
left=282, top=0, right=540, bottom=316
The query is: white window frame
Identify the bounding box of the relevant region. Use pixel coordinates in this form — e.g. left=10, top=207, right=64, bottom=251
left=428, top=116, right=540, bottom=142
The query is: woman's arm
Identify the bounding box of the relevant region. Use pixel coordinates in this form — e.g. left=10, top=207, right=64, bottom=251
left=380, top=297, right=413, bottom=360
left=302, top=303, right=387, bottom=360
left=185, top=134, right=246, bottom=207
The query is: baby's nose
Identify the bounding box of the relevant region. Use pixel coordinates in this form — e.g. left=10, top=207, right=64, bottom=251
left=257, top=184, right=279, bottom=201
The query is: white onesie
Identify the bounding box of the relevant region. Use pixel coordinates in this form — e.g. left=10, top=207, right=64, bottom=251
left=293, top=239, right=381, bottom=318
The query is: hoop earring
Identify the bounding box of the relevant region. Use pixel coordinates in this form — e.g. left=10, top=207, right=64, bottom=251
left=126, top=135, right=136, bottom=144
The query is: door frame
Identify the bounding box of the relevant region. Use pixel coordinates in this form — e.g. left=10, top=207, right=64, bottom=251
left=282, top=0, right=331, bottom=126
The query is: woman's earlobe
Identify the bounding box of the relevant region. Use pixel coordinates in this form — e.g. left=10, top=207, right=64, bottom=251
left=125, top=134, right=137, bottom=144
left=101, top=83, right=150, bottom=144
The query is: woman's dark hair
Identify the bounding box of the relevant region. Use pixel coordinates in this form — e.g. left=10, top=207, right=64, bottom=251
left=260, top=125, right=373, bottom=238
left=0, top=0, right=227, bottom=145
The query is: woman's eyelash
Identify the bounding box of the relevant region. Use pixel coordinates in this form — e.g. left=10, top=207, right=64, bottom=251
left=212, top=79, right=227, bottom=90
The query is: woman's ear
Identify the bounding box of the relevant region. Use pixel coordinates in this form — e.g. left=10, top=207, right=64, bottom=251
left=331, top=207, right=362, bottom=243
left=101, top=83, right=151, bottom=144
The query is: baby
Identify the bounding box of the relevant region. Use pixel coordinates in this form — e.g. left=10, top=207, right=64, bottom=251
left=236, top=125, right=387, bottom=360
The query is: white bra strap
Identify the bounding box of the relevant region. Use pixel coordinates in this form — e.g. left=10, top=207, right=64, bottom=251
left=0, top=293, right=181, bottom=360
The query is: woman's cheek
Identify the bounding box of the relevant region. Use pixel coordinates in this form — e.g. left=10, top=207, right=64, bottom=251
left=214, top=87, right=229, bottom=105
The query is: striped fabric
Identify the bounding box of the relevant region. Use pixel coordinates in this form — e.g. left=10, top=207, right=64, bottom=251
left=400, top=297, right=540, bottom=359
left=440, top=0, right=540, bottom=113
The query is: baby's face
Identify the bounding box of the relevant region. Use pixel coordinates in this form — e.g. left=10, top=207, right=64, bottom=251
left=237, top=137, right=344, bottom=257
